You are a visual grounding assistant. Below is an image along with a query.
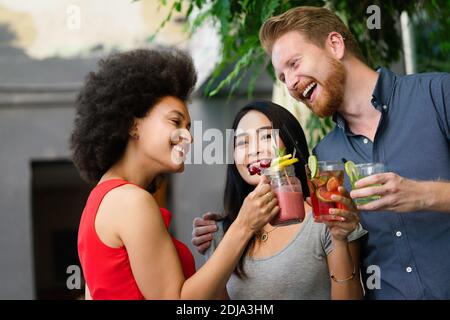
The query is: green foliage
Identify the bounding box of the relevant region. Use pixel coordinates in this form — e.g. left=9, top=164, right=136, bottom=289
left=413, top=3, right=450, bottom=73
left=306, top=113, right=335, bottom=150
left=145, top=0, right=449, bottom=148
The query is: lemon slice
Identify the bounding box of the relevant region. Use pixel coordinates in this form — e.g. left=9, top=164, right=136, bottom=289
left=273, top=157, right=299, bottom=170
left=271, top=154, right=292, bottom=167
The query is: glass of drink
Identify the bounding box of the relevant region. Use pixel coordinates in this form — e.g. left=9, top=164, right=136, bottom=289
left=263, top=164, right=305, bottom=226
left=306, top=160, right=345, bottom=221
left=346, top=162, right=385, bottom=205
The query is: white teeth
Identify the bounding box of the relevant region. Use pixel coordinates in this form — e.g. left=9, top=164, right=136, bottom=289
left=302, top=82, right=317, bottom=98
left=174, top=145, right=184, bottom=155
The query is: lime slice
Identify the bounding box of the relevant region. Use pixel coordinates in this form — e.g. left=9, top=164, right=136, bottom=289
left=316, top=188, right=337, bottom=203
left=308, top=155, right=318, bottom=178
left=344, top=161, right=359, bottom=186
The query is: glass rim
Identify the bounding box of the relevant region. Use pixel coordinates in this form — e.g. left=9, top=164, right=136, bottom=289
left=318, top=161, right=343, bottom=171
left=304, top=161, right=344, bottom=171
left=317, top=160, right=342, bottom=165
left=355, top=162, right=385, bottom=168
left=262, top=164, right=295, bottom=176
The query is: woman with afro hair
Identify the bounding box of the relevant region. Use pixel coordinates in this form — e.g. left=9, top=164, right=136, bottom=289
left=71, top=47, right=279, bottom=300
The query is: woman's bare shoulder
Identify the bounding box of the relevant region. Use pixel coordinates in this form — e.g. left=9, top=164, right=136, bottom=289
left=99, top=183, right=161, bottom=225
left=106, top=184, right=156, bottom=207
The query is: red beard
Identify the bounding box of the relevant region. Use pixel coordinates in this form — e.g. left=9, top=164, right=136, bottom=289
left=300, top=58, right=346, bottom=118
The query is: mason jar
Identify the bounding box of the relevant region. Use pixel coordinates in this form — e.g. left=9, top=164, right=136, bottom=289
left=263, top=165, right=305, bottom=226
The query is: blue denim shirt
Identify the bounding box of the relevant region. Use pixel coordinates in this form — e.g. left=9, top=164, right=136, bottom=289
left=313, top=67, right=450, bottom=299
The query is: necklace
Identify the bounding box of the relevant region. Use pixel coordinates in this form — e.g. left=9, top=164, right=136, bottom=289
left=258, top=226, right=278, bottom=242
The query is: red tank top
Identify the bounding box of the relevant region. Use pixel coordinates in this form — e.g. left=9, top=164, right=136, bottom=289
left=77, top=179, right=196, bottom=300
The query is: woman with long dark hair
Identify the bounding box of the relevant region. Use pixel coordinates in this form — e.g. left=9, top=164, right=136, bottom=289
left=72, top=48, right=279, bottom=300
left=194, top=101, right=367, bottom=299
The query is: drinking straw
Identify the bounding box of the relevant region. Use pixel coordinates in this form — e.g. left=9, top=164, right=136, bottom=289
left=283, top=167, right=295, bottom=193
left=273, top=128, right=294, bottom=192
left=278, top=155, right=296, bottom=193
left=272, top=127, right=279, bottom=151
left=282, top=124, right=306, bottom=165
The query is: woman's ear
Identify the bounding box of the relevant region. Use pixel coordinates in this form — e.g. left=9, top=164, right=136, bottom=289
left=129, top=120, right=139, bottom=140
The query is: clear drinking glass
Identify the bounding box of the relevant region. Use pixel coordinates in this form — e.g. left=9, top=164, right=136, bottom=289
left=305, top=161, right=345, bottom=222
left=350, top=163, right=385, bottom=205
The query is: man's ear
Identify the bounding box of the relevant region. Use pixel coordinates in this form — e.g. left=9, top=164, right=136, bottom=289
left=326, top=31, right=346, bottom=60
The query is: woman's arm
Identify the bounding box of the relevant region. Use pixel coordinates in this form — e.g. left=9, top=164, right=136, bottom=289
left=318, top=186, right=364, bottom=300
left=218, top=288, right=230, bottom=300
left=115, top=178, right=277, bottom=299
left=327, top=240, right=363, bottom=300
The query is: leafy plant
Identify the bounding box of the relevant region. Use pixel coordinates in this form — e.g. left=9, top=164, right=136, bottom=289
left=144, top=0, right=450, bottom=148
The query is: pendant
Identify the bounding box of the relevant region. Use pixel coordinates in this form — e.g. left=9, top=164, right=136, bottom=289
left=260, top=233, right=268, bottom=242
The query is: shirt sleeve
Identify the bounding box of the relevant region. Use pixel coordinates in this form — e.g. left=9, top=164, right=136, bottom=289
left=431, top=73, right=450, bottom=141
left=347, top=223, right=368, bottom=242
left=323, top=226, right=333, bottom=255
left=323, top=223, right=368, bottom=255
left=204, top=220, right=225, bottom=262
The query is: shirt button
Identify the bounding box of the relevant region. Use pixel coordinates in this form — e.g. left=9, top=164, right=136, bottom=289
left=363, top=138, right=369, bottom=144
left=396, top=231, right=402, bottom=237
left=406, top=267, right=413, bottom=273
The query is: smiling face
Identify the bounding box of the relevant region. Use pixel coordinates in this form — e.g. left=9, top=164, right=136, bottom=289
left=234, top=110, right=285, bottom=186
left=271, top=31, right=346, bottom=118
left=133, top=96, right=192, bottom=174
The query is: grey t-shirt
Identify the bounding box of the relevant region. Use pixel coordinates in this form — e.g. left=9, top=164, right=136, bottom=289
left=205, top=212, right=367, bottom=300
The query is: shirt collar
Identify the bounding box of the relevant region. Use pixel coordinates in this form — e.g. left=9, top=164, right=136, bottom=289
left=332, top=112, right=346, bottom=130
left=371, top=66, right=396, bottom=109
left=332, top=66, right=397, bottom=129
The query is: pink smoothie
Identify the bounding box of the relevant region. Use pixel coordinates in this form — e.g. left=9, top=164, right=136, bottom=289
left=271, top=191, right=305, bottom=226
